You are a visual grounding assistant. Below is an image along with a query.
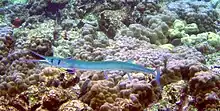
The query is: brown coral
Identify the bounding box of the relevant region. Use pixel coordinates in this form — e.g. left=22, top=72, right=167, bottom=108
left=0, top=35, right=15, bottom=57
left=118, top=79, right=161, bottom=108
left=100, top=98, right=143, bottom=111
left=40, top=67, right=80, bottom=89
left=58, top=100, right=93, bottom=111
left=29, top=37, right=53, bottom=56
left=41, top=89, right=69, bottom=110
left=160, top=59, right=208, bottom=86
left=0, top=50, right=41, bottom=97
left=79, top=79, right=118, bottom=110
left=188, top=71, right=220, bottom=110
left=0, top=85, right=79, bottom=111
left=79, top=71, right=161, bottom=110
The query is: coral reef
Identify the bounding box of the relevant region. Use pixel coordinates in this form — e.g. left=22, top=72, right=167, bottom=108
left=181, top=32, right=220, bottom=54
left=0, top=85, right=84, bottom=111
left=168, top=19, right=199, bottom=41
left=118, top=79, right=161, bottom=107
left=119, top=9, right=176, bottom=45
left=147, top=80, right=187, bottom=110
left=0, top=25, right=12, bottom=37
left=40, top=67, right=80, bottom=89
left=70, top=23, right=109, bottom=60
left=100, top=98, right=142, bottom=111
left=167, top=1, right=219, bottom=32
left=13, top=20, right=59, bottom=55
left=160, top=46, right=208, bottom=85
left=187, top=71, right=219, bottom=110
left=3, top=4, right=28, bottom=27
left=58, top=100, right=93, bottom=111
left=206, top=51, right=220, bottom=67
left=78, top=71, right=161, bottom=110
left=0, top=50, right=40, bottom=96
left=0, top=35, right=14, bottom=56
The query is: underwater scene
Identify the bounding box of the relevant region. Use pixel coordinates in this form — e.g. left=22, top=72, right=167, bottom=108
left=0, top=0, right=220, bottom=110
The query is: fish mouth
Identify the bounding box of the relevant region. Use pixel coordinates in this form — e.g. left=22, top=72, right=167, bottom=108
left=30, top=51, right=46, bottom=60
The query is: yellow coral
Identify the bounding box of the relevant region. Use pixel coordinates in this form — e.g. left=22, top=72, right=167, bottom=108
left=159, top=44, right=174, bottom=51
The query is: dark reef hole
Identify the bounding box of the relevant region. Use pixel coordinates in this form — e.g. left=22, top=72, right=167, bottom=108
left=46, top=1, right=67, bottom=14
left=30, top=103, right=41, bottom=111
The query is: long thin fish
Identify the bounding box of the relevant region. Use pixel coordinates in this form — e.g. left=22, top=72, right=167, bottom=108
left=26, top=51, right=161, bottom=86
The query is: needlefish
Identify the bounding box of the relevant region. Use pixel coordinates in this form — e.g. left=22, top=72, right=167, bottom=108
left=24, top=51, right=161, bottom=86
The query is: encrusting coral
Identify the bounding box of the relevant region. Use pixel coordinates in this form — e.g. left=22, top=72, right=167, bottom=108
left=40, top=67, right=80, bottom=89
left=0, top=67, right=83, bottom=111
left=78, top=71, right=161, bottom=110
left=120, top=13, right=173, bottom=45
left=188, top=71, right=220, bottom=110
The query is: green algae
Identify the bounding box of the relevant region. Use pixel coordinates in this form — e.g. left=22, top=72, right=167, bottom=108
left=169, top=19, right=199, bottom=39
left=9, top=0, right=27, bottom=4
left=0, top=15, right=4, bottom=24
left=207, top=32, right=220, bottom=48
left=181, top=32, right=220, bottom=51
left=159, top=44, right=174, bottom=50
left=206, top=52, right=220, bottom=66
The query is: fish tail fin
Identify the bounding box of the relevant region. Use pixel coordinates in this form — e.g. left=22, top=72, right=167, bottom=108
left=155, top=67, right=161, bottom=87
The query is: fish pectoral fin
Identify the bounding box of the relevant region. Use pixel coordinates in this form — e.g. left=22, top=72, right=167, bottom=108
left=103, top=71, right=109, bottom=80
left=127, top=73, right=132, bottom=81
left=65, top=68, right=76, bottom=74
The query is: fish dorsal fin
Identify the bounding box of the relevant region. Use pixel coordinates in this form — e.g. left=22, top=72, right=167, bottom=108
left=126, top=60, right=136, bottom=64
left=66, top=56, right=76, bottom=60
left=66, top=57, right=72, bottom=59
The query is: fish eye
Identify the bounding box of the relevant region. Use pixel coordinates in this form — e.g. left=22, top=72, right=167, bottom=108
left=58, top=59, right=61, bottom=65
left=51, top=59, right=53, bottom=63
